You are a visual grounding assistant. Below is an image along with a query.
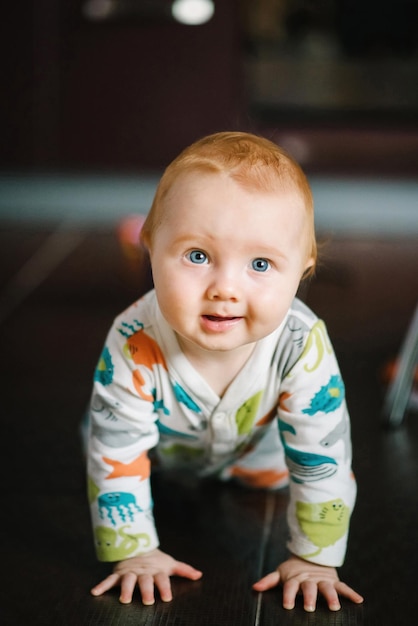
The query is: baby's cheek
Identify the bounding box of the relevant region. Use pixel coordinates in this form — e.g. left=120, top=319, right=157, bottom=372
left=255, top=296, right=288, bottom=325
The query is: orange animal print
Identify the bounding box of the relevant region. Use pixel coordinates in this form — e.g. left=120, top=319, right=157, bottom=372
left=127, top=329, right=167, bottom=369
left=230, top=465, right=289, bottom=488
left=124, top=327, right=168, bottom=400
left=133, top=369, right=154, bottom=401
left=256, top=405, right=277, bottom=427
left=103, top=451, right=151, bottom=481
left=278, top=391, right=292, bottom=413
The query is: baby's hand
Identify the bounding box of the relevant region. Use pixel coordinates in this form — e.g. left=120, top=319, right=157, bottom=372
left=252, top=555, right=363, bottom=612
left=91, top=548, right=203, bottom=605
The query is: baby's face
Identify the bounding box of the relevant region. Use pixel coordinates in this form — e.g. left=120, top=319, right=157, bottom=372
left=149, top=171, right=313, bottom=359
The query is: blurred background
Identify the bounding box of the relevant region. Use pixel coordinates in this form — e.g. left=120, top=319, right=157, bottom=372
left=1, top=0, right=417, bottom=351
left=2, top=0, right=418, bottom=173
left=1, top=4, right=418, bottom=623
left=1, top=0, right=417, bottom=346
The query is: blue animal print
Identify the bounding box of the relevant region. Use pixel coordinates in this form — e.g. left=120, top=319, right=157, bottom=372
left=278, top=418, right=338, bottom=483
left=320, top=413, right=351, bottom=461
left=278, top=418, right=296, bottom=436
left=117, top=319, right=144, bottom=338
left=94, top=346, right=114, bottom=386
left=285, top=445, right=338, bottom=483
left=302, top=375, right=345, bottom=416
left=156, top=419, right=198, bottom=440
left=98, top=492, right=142, bottom=526
left=151, top=388, right=170, bottom=416
left=173, top=382, right=202, bottom=412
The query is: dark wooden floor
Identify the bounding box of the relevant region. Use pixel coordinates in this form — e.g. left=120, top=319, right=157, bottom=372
left=1, top=222, right=417, bottom=625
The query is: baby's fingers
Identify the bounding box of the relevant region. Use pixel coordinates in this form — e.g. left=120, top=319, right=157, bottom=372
left=336, top=581, right=364, bottom=605
left=154, top=572, right=173, bottom=603
left=171, top=561, right=203, bottom=581
left=137, top=573, right=156, bottom=605
left=317, top=581, right=341, bottom=611
left=252, top=571, right=280, bottom=592
left=91, top=573, right=121, bottom=597
left=282, top=578, right=301, bottom=610
left=119, top=572, right=140, bottom=604
left=301, top=580, right=319, bottom=612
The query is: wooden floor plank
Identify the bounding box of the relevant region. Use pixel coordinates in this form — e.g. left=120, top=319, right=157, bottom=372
left=1, top=225, right=418, bottom=625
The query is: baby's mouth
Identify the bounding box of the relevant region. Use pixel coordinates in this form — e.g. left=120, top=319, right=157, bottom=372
left=204, top=315, right=238, bottom=322
left=201, top=314, right=243, bottom=332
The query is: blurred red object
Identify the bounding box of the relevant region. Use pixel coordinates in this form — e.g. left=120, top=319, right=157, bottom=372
left=117, top=214, right=146, bottom=260
left=381, top=358, right=418, bottom=385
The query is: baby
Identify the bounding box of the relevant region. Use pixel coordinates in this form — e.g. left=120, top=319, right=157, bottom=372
left=88, top=131, right=363, bottom=612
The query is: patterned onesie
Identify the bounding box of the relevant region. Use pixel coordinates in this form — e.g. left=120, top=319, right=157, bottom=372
left=88, top=289, right=356, bottom=566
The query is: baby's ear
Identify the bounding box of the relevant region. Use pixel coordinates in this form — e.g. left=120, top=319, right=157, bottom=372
left=301, top=257, right=316, bottom=281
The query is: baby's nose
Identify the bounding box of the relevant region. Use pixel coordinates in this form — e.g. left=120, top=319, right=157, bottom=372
left=206, top=270, right=240, bottom=301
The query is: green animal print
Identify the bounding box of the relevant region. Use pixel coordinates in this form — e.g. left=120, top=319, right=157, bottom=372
left=235, top=391, right=263, bottom=435
left=299, top=320, right=332, bottom=373
left=94, top=525, right=151, bottom=561
left=296, top=498, right=350, bottom=558
left=160, top=443, right=204, bottom=461
left=87, top=476, right=100, bottom=505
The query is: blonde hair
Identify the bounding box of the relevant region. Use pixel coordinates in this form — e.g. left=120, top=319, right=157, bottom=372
left=141, top=131, right=316, bottom=277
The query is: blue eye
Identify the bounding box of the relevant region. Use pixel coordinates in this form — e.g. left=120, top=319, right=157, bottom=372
left=188, top=250, right=208, bottom=264
left=252, top=258, right=270, bottom=272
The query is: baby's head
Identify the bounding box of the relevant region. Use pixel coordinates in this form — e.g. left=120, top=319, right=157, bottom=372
left=141, top=131, right=316, bottom=278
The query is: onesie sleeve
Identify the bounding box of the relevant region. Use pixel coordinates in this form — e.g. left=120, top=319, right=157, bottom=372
left=87, top=314, right=164, bottom=562
left=278, top=320, right=357, bottom=567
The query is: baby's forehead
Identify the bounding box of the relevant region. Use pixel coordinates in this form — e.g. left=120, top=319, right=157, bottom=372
left=159, top=174, right=309, bottom=238
left=163, top=167, right=303, bottom=203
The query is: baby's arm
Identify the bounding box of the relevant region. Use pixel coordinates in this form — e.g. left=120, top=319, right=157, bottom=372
left=253, top=555, right=363, bottom=612
left=264, top=319, right=362, bottom=611
left=88, top=311, right=191, bottom=602
left=91, top=549, right=202, bottom=605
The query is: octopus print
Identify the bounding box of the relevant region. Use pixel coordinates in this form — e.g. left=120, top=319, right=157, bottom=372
left=94, top=525, right=151, bottom=561
left=98, top=492, right=142, bottom=526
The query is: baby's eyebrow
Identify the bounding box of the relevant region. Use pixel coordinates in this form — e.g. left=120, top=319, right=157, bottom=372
left=170, top=233, right=212, bottom=247
left=170, top=233, right=289, bottom=262
left=243, top=244, right=289, bottom=263
left=252, top=244, right=286, bottom=257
